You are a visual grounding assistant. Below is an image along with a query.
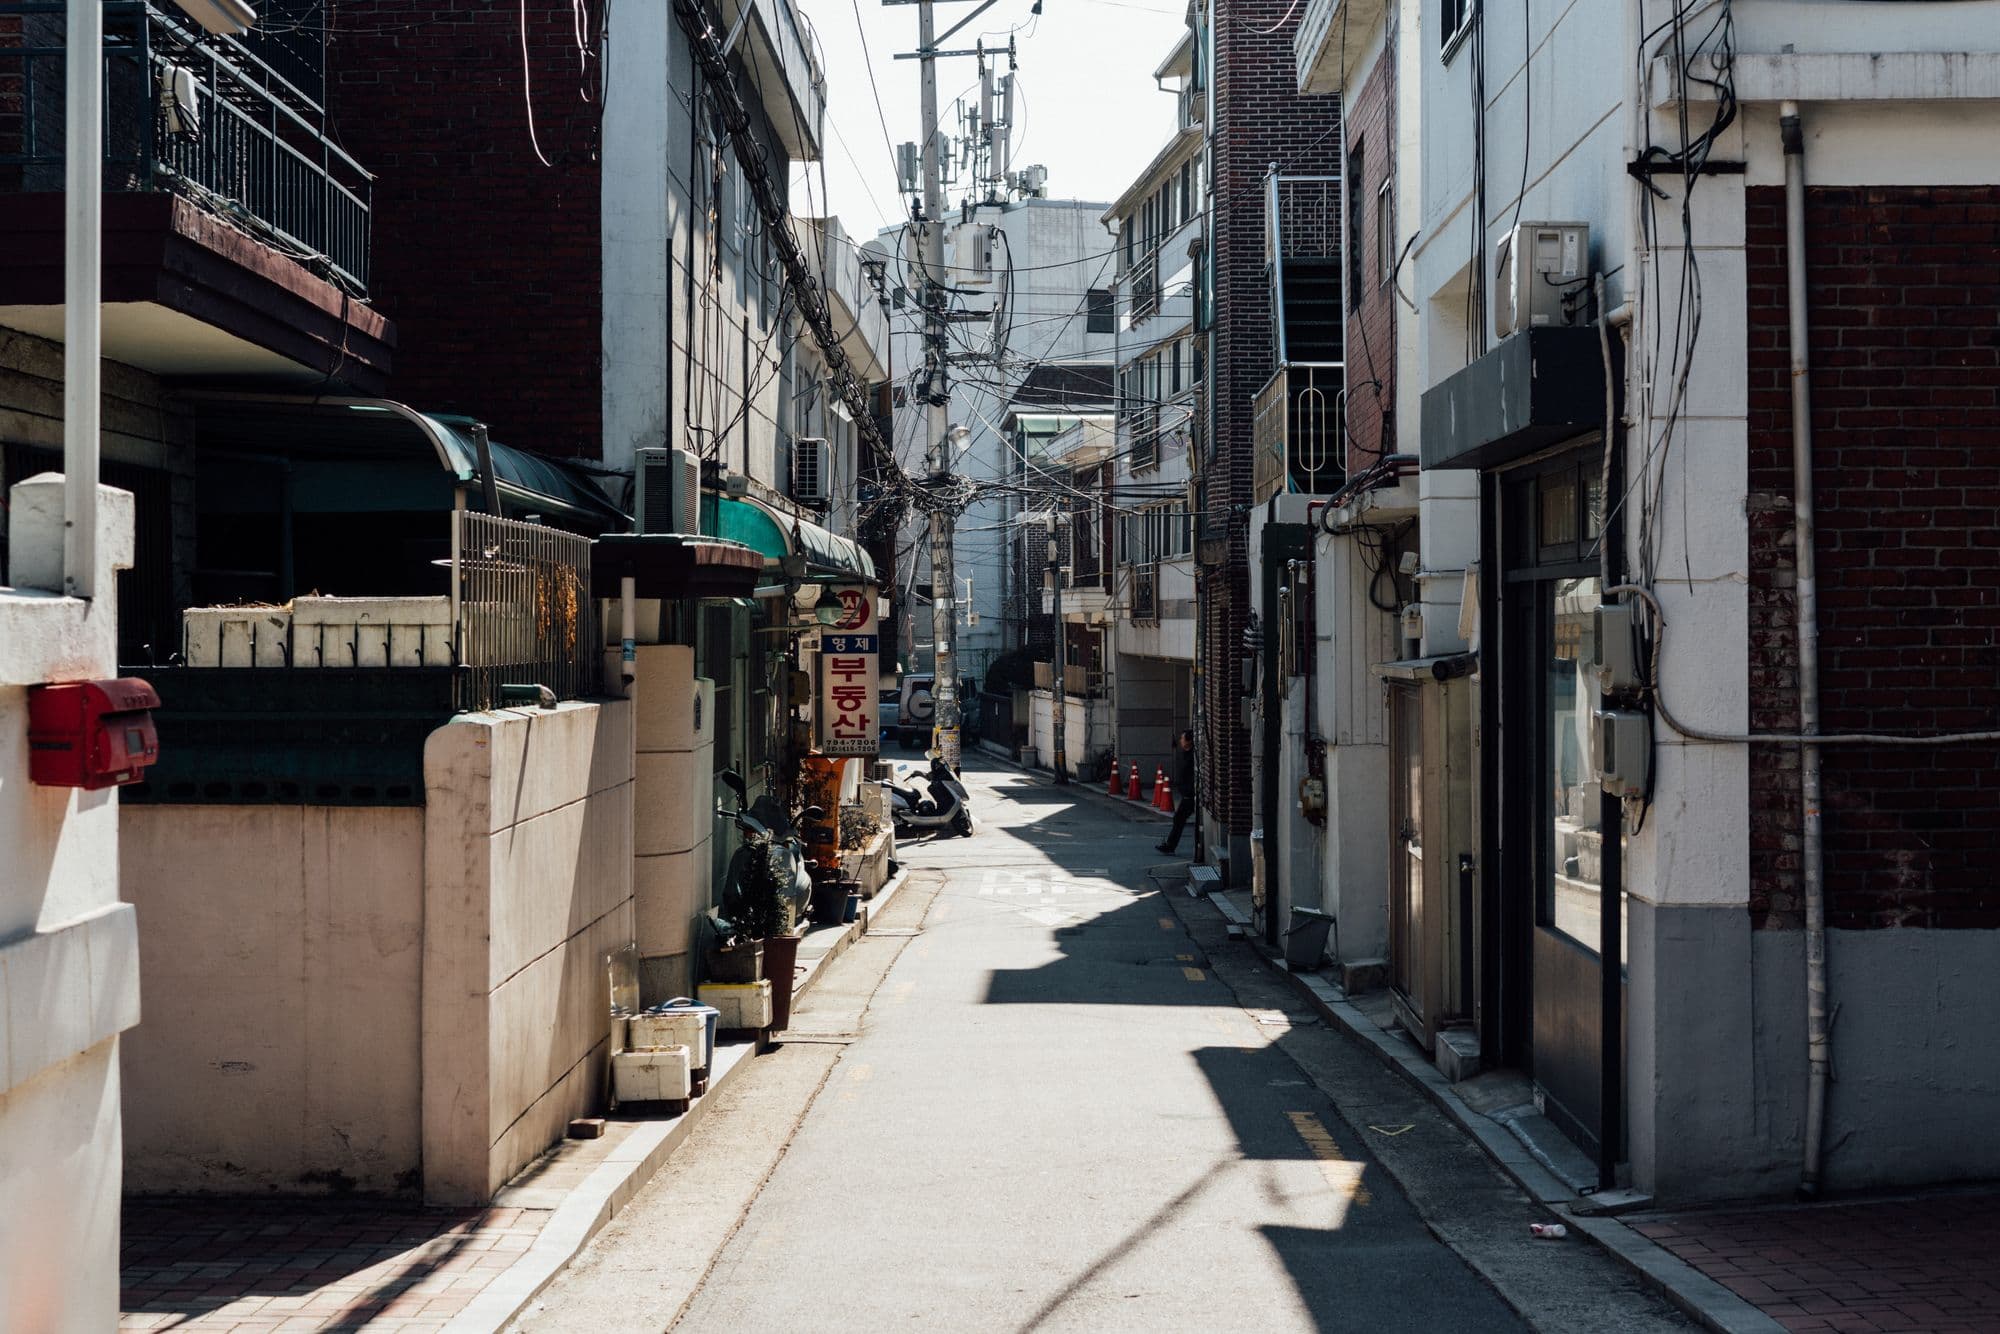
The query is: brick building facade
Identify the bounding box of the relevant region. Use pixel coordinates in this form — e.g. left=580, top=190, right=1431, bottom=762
left=331, top=2, right=604, bottom=458
left=1201, top=0, right=1341, bottom=841
left=1337, top=44, right=1394, bottom=473
left=1745, top=184, right=2000, bottom=933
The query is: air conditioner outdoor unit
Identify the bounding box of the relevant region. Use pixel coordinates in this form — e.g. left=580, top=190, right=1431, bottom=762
left=634, top=446, right=700, bottom=534
left=1495, top=221, right=1589, bottom=337
left=791, top=437, right=830, bottom=507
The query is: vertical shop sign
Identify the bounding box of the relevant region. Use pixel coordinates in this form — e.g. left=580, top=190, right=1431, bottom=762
left=818, top=585, right=879, bottom=756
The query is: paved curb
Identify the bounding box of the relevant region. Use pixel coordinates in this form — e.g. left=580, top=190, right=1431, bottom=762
left=1200, top=890, right=1782, bottom=1334
left=449, top=867, right=912, bottom=1334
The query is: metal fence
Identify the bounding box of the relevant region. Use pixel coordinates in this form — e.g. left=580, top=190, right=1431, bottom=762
left=0, top=0, right=372, bottom=292
left=1253, top=363, right=1345, bottom=504
left=1266, top=174, right=1342, bottom=264
left=453, top=511, right=600, bottom=712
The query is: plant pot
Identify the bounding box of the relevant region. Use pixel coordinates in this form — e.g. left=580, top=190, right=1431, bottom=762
left=762, top=930, right=804, bottom=1032
left=705, top=940, right=764, bottom=984
left=809, top=881, right=848, bottom=927
left=842, top=890, right=861, bottom=924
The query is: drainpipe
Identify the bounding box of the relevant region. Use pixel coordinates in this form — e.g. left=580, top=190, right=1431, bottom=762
left=63, top=0, right=104, bottom=598
left=1781, top=100, right=1830, bottom=1200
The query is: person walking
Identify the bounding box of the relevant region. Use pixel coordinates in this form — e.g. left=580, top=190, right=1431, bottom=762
left=1157, top=729, right=1196, bottom=857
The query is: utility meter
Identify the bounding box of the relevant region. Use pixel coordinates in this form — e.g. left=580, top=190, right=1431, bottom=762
left=1595, top=708, right=1650, bottom=800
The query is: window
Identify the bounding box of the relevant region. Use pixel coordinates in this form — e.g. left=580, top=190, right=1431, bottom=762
left=1441, top=0, right=1475, bottom=55
left=1087, top=288, right=1115, bottom=333
left=1347, top=143, right=1366, bottom=311
left=1169, top=338, right=1182, bottom=395
left=1377, top=180, right=1396, bottom=288
left=1180, top=161, right=1194, bottom=225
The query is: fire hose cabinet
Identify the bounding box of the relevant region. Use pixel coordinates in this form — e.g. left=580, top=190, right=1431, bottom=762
left=28, top=678, right=161, bottom=790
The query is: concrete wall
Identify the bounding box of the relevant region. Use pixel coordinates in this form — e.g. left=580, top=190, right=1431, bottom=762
left=0, top=478, right=141, bottom=1333
left=630, top=644, right=717, bottom=1004
left=424, top=700, right=635, bottom=1204
left=121, top=807, right=424, bottom=1194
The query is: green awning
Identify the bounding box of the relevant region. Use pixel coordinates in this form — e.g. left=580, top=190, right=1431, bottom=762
left=703, top=495, right=876, bottom=583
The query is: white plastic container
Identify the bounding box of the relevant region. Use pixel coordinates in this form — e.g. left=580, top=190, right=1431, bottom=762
left=629, top=1004, right=716, bottom=1068
left=612, top=1045, right=691, bottom=1103
left=699, top=980, right=773, bottom=1032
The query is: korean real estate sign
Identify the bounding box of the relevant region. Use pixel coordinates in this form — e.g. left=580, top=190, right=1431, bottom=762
left=817, top=586, right=879, bottom=756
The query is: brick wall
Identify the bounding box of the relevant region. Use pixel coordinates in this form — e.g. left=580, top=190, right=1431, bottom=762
left=1202, top=0, right=1342, bottom=834
left=1745, top=185, right=2000, bottom=931
left=1340, top=44, right=1395, bottom=473
left=330, top=3, right=603, bottom=459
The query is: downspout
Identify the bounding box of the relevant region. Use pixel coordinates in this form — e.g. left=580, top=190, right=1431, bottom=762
left=1781, top=101, right=1830, bottom=1200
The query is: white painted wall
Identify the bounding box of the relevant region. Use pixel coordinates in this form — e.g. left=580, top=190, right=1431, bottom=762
left=0, top=477, right=141, bottom=1333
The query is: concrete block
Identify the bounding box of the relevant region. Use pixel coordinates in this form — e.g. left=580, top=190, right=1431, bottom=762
left=1339, top=956, right=1389, bottom=994
left=634, top=843, right=706, bottom=958
left=181, top=606, right=292, bottom=668
left=1436, top=1026, right=1482, bottom=1084
left=292, top=596, right=451, bottom=668
left=634, top=749, right=715, bottom=856
left=613, top=1046, right=690, bottom=1103
left=699, top=981, right=772, bottom=1031
left=633, top=646, right=714, bottom=752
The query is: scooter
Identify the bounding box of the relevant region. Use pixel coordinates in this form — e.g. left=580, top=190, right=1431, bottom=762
left=717, top=770, right=817, bottom=934
left=887, top=753, right=975, bottom=838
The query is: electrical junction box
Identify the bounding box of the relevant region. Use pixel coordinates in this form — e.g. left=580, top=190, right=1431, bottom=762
left=28, top=678, right=161, bottom=790
left=1594, top=602, right=1643, bottom=693
left=949, top=222, right=994, bottom=287
left=1595, top=708, right=1650, bottom=800
left=1496, top=221, right=1590, bottom=336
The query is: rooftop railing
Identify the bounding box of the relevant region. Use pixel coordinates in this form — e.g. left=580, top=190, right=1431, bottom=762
left=0, top=0, right=372, bottom=293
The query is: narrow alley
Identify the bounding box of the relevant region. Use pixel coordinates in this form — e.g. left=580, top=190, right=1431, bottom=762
left=511, top=761, right=1691, bottom=1333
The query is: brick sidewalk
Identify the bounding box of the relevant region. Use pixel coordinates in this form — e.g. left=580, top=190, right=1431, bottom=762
left=120, top=1197, right=547, bottom=1331
left=1631, top=1190, right=2000, bottom=1333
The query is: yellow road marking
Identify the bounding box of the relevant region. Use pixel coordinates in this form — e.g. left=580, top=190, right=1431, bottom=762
left=1176, top=953, right=1195, bottom=963
left=847, top=1063, right=872, bottom=1084
left=1181, top=966, right=1206, bottom=982
left=1158, top=917, right=1177, bottom=930
left=891, top=981, right=916, bottom=1005
left=1287, top=1111, right=1371, bottom=1206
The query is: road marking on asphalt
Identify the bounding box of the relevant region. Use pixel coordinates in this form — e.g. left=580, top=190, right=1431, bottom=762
left=890, top=982, right=916, bottom=1005
left=1181, top=966, right=1206, bottom=982
left=1158, top=916, right=1177, bottom=930
left=1288, top=1111, right=1371, bottom=1206
left=1369, top=1124, right=1414, bottom=1136
left=1175, top=953, right=1195, bottom=963
left=848, top=1064, right=872, bottom=1083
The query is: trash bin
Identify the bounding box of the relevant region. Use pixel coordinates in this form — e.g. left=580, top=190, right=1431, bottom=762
left=1283, top=906, right=1335, bottom=973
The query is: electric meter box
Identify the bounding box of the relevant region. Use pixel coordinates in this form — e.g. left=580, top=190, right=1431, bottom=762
left=949, top=222, right=994, bottom=287
left=28, top=677, right=161, bottom=790
left=1496, top=221, right=1590, bottom=336
left=1595, top=708, right=1650, bottom=800
left=1594, top=602, right=1643, bottom=693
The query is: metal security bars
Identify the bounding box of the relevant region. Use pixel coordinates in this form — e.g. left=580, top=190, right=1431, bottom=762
left=452, top=512, right=600, bottom=712
left=1253, top=362, right=1345, bottom=503
left=0, top=1, right=373, bottom=292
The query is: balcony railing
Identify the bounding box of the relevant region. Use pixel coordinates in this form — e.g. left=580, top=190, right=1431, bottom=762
left=1131, top=249, right=1159, bottom=321
left=1252, top=362, right=1345, bottom=503
left=1131, top=563, right=1159, bottom=623
left=0, top=1, right=373, bottom=293
left=1266, top=174, right=1341, bottom=265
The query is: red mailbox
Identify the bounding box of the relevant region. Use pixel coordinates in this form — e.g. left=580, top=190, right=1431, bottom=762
left=27, top=678, right=161, bottom=790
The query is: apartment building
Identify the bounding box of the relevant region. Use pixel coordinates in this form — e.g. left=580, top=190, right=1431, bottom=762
left=1288, top=0, right=2000, bottom=1204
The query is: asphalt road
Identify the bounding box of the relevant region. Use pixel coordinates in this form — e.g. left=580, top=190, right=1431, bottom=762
left=516, top=757, right=1692, bottom=1334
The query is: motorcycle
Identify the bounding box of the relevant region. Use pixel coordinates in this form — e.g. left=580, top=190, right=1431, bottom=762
left=717, top=769, right=817, bottom=937
left=887, top=753, right=975, bottom=839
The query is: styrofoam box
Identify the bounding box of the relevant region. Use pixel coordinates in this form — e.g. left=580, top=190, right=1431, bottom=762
left=292, top=595, right=452, bottom=668
left=699, top=980, right=773, bottom=1031
left=613, top=1045, right=691, bottom=1103
left=630, top=1006, right=715, bottom=1068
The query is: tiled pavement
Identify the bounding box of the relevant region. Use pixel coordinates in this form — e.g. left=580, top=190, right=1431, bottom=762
left=119, top=1196, right=546, bottom=1332
left=1631, top=1190, right=2000, bottom=1333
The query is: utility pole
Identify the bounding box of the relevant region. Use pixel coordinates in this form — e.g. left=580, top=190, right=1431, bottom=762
left=915, top=0, right=960, bottom=770
left=1048, top=509, right=1068, bottom=783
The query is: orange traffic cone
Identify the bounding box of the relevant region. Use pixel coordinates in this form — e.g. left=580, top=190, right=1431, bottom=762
left=1155, top=775, right=1174, bottom=812
left=1126, top=763, right=1142, bottom=801
left=1149, top=767, right=1164, bottom=805
left=1107, top=755, right=1121, bottom=796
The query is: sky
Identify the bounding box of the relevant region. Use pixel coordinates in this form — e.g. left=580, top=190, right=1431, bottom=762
left=790, top=0, right=1191, bottom=238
